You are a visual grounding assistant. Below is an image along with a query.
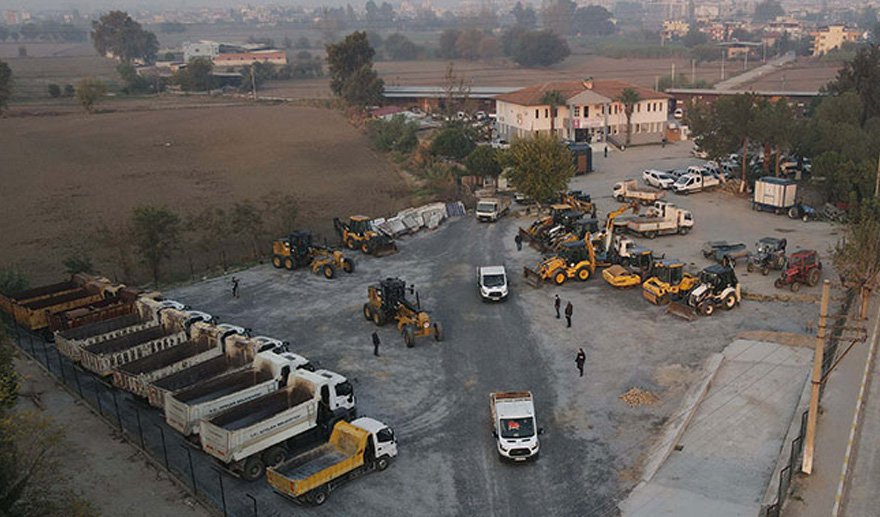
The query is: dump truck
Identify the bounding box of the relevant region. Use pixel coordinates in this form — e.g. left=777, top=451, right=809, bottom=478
left=267, top=418, right=397, bottom=506
left=11, top=276, right=126, bottom=338
left=200, top=369, right=357, bottom=481
left=475, top=197, right=511, bottom=222
left=79, top=324, right=191, bottom=377
left=111, top=324, right=247, bottom=398
left=165, top=348, right=312, bottom=437
left=626, top=201, right=694, bottom=238
left=612, top=179, right=665, bottom=205
left=490, top=391, right=542, bottom=462
left=46, top=289, right=140, bottom=335
left=147, top=335, right=301, bottom=409
left=0, top=273, right=94, bottom=315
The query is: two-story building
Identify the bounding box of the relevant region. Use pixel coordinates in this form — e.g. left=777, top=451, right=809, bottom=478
left=494, top=79, right=672, bottom=146
left=811, top=25, right=862, bottom=56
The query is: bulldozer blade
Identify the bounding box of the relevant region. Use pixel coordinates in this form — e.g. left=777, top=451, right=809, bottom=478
left=523, top=266, right=543, bottom=288
left=667, top=302, right=696, bottom=321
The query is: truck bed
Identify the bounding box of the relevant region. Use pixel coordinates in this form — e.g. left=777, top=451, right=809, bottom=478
left=152, top=355, right=244, bottom=393
left=83, top=325, right=171, bottom=356
left=116, top=339, right=215, bottom=375
left=276, top=444, right=348, bottom=477
left=22, top=288, right=93, bottom=310
left=58, top=313, right=145, bottom=341
left=173, top=369, right=273, bottom=405
left=3, top=280, right=77, bottom=304
left=210, top=384, right=313, bottom=431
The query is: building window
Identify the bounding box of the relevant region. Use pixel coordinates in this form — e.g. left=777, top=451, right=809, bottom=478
left=637, top=104, right=641, bottom=113
left=545, top=108, right=549, bottom=118
left=584, top=106, right=589, bottom=118
left=574, top=106, right=580, bottom=117
left=535, top=109, right=540, bottom=119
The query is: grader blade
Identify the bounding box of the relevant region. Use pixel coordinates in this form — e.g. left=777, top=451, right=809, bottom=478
left=667, top=301, right=696, bottom=321
left=523, top=266, right=543, bottom=288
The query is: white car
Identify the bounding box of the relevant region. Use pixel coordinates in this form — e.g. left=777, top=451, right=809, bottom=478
left=477, top=266, right=508, bottom=301
left=673, top=108, right=684, bottom=119
left=642, top=169, right=676, bottom=189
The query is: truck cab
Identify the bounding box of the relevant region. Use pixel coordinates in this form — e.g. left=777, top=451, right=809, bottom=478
left=490, top=391, right=542, bottom=461
left=475, top=198, right=509, bottom=222
left=311, top=369, right=356, bottom=416
left=477, top=266, right=508, bottom=301
left=350, top=417, right=398, bottom=466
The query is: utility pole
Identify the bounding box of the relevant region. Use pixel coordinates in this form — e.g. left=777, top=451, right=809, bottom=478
left=251, top=65, right=257, bottom=101
left=721, top=50, right=725, bottom=81
left=744, top=49, right=749, bottom=71
left=671, top=63, right=676, bottom=87
left=691, top=59, right=696, bottom=85
left=875, top=154, right=880, bottom=198
left=803, top=279, right=831, bottom=474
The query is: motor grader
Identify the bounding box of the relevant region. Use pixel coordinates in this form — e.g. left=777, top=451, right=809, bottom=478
left=333, top=215, right=398, bottom=256
left=272, top=231, right=355, bottom=279
left=362, top=277, right=443, bottom=347
left=641, top=260, right=699, bottom=305
left=524, top=238, right=597, bottom=287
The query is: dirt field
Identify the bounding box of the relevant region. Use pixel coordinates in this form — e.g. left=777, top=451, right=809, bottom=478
left=739, top=58, right=841, bottom=91
left=0, top=104, right=413, bottom=283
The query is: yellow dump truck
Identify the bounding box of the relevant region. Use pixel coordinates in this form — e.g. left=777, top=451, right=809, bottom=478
left=267, top=418, right=397, bottom=506
left=0, top=275, right=89, bottom=315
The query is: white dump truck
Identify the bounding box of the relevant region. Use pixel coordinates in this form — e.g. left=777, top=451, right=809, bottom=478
left=165, top=348, right=311, bottom=436
left=200, top=368, right=357, bottom=480
left=626, top=200, right=694, bottom=238
left=477, top=265, right=509, bottom=301
left=490, top=391, right=542, bottom=462
left=475, top=197, right=511, bottom=222
left=612, top=179, right=665, bottom=205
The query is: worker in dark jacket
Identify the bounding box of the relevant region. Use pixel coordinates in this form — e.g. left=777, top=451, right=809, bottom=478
left=565, top=301, right=573, bottom=328
left=576, top=348, right=586, bottom=377
left=554, top=295, right=561, bottom=319
left=372, top=331, right=381, bottom=357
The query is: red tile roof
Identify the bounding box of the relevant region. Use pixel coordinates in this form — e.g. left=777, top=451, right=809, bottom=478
left=495, top=80, right=670, bottom=106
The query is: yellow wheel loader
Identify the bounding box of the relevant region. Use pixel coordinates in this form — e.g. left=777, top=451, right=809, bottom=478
left=333, top=215, right=398, bottom=257
left=362, top=278, right=443, bottom=348
left=641, top=260, right=698, bottom=305
left=524, top=238, right=597, bottom=288
left=272, top=231, right=355, bottom=279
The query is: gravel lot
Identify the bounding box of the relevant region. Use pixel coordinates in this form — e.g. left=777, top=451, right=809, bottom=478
left=156, top=143, right=842, bottom=516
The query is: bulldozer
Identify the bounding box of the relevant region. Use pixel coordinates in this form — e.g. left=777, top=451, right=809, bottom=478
left=641, top=260, right=699, bottom=305
left=524, top=238, right=597, bottom=288
left=333, top=215, right=398, bottom=256
left=362, top=278, right=443, bottom=347
left=272, top=231, right=355, bottom=279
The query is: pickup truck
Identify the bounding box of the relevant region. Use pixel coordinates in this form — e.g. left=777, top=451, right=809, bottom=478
left=490, top=391, right=543, bottom=462
left=626, top=201, right=694, bottom=238
left=165, top=348, right=312, bottom=436
left=475, top=197, right=511, bottom=222
left=612, top=179, right=665, bottom=205
left=266, top=418, right=397, bottom=506
left=477, top=266, right=508, bottom=301
left=199, top=369, right=357, bottom=480
left=671, top=170, right=721, bottom=194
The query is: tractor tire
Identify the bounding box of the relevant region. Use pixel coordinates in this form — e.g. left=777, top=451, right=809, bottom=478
left=761, top=266, right=770, bottom=276
left=403, top=325, right=415, bottom=348
left=807, top=269, right=820, bottom=287
left=262, top=446, right=286, bottom=468
left=322, top=263, right=336, bottom=279
left=698, top=301, right=715, bottom=316
left=788, top=206, right=800, bottom=219
left=774, top=278, right=784, bottom=289
left=576, top=267, right=591, bottom=281
left=552, top=270, right=567, bottom=286
left=283, top=257, right=295, bottom=270
left=363, top=304, right=373, bottom=321
left=791, top=281, right=801, bottom=292
left=342, top=258, right=355, bottom=274
left=722, top=293, right=737, bottom=310
left=433, top=321, right=444, bottom=342
left=272, top=255, right=283, bottom=269
left=373, top=310, right=386, bottom=326
left=747, top=262, right=755, bottom=273
left=241, top=457, right=265, bottom=481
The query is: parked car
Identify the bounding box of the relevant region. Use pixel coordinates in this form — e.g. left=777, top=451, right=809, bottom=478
left=642, top=169, right=676, bottom=189
left=673, top=108, right=684, bottom=119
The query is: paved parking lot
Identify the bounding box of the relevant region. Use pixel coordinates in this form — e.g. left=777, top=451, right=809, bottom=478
left=162, top=143, right=842, bottom=516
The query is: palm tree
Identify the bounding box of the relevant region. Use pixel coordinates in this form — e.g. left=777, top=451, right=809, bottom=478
left=616, top=88, right=641, bottom=146
left=541, top=90, right=566, bottom=138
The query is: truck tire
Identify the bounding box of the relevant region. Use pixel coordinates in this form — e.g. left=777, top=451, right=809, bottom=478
left=263, top=446, right=286, bottom=468
left=322, top=263, right=336, bottom=279
left=363, top=304, right=373, bottom=321
left=242, top=457, right=265, bottom=481
left=272, top=255, right=283, bottom=268
left=376, top=456, right=390, bottom=471
left=788, top=206, right=800, bottom=219
left=404, top=325, right=415, bottom=348
left=433, top=321, right=443, bottom=342
left=645, top=231, right=657, bottom=239
left=342, top=258, right=355, bottom=274
left=283, top=257, right=295, bottom=270
left=311, top=488, right=328, bottom=506
left=678, top=226, right=690, bottom=235
left=616, top=195, right=625, bottom=202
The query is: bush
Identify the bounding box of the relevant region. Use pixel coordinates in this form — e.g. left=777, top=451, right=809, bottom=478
left=63, top=84, right=75, bottom=97
left=506, top=30, right=570, bottom=67
left=47, top=84, right=61, bottom=98
left=465, top=146, right=502, bottom=177
left=366, top=115, right=420, bottom=153
left=431, top=127, right=476, bottom=160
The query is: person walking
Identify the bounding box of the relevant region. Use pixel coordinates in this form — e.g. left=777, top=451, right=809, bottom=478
left=554, top=295, right=561, bottom=319
left=515, top=233, right=523, bottom=251
left=575, top=348, right=586, bottom=377
left=372, top=331, right=381, bottom=357
left=604, top=145, right=608, bottom=158
left=231, top=277, right=240, bottom=298
left=565, top=301, right=573, bottom=328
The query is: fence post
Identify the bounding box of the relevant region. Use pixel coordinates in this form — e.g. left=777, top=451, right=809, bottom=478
left=216, top=469, right=228, bottom=517
left=55, top=348, right=67, bottom=384
left=181, top=446, right=197, bottom=495
left=73, top=365, right=83, bottom=397
left=246, top=493, right=258, bottom=517
left=154, top=424, right=169, bottom=470
left=803, top=279, right=831, bottom=474
left=111, top=389, right=123, bottom=430
left=41, top=338, right=51, bottom=370
left=134, top=408, right=145, bottom=449
left=94, top=382, right=104, bottom=415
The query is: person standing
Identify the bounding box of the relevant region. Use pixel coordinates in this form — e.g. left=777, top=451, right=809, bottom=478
left=575, top=348, right=586, bottom=377
left=565, top=301, right=573, bottom=328
left=231, top=277, right=240, bottom=298
left=554, top=295, right=561, bottom=319
left=515, top=233, right=523, bottom=251
left=372, top=331, right=381, bottom=357
left=604, top=145, right=608, bottom=158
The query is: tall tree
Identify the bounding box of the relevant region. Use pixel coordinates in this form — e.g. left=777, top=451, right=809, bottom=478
left=753, top=0, right=785, bottom=22
left=541, top=90, right=566, bottom=137
left=501, top=133, right=575, bottom=203
left=616, top=88, right=641, bottom=146
left=0, top=60, right=11, bottom=113
left=90, top=10, right=159, bottom=63
left=507, top=30, right=570, bottom=67
left=511, top=2, right=537, bottom=28
left=827, top=44, right=880, bottom=126
left=574, top=5, right=615, bottom=36
left=175, top=57, right=214, bottom=91
left=541, top=0, right=576, bottom=36
left=833, top=204, right=880, bottom=319
left=326, top=31, right=384, bottom=107
left=130, top=206, right=181, bottom=287
left=438, top=29, right=461, bottom=59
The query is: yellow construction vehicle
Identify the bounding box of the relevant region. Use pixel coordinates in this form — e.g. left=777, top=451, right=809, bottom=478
left=559, top=191, right=597, bottom=218
left=362, top=278, right=443, bottom=347
left=641, top=260, right=699, bottom=305
left=602, top=247, right=658, bottom=288
left=524, top=238, right=597, bottom=287
left=333, top=216, right=398, bottom=256
left=272, top=231, right=355, bottom=279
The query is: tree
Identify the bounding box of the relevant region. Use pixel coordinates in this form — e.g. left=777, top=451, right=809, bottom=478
left=687, top=94, right=760, bottom=190
left=616, top=88, right=641, bottom=146
left=753, top=0, right=785, bottom=22
left=230, top=201, right=264, bottom=259
left=326, top=31, right=384, bottom=107
left=456, top=29, right=485, bottom=60
left=62, top=254, right=95, bottom=275
left=541, top=90, right=566, bottom=136
left=175, top=57, right=214, bottom=91
left=508, top=30, right=570, bottom=67
left=501, top=133, right=575, bottom=203
left=366, top=115, right=419, bottom=153
left=465, top=146, right=502, bottom=177
left=130, top=206, right=181, bottom=286
left=682, top=26, right=708, bottom=48
left=574, top=5, right=615, bottom=36
left=431, top=126, right=476, bottom=160
left=75, top=77, right=106, bottom=113
left=542, top=0, right=576, bottom=36
left=47, top=84, right=61, bottom=98
left=295, top=36, right=311, bottom=49
left=19, top=23, right=39, bottom=41
left=116, top=62, right=151, bottom=94
left=385, top=33, right=419, bottom=60
left=438, top=29, right=461, bottom=59
left=827, top=44, right=880, bottom=126
left=512, top=2, right=537, bottom=28
left=0, top=60, right=11, bottom=113
left=833, top=204, right=880, bottom=319
left=90, top=10, right=159, bottom=63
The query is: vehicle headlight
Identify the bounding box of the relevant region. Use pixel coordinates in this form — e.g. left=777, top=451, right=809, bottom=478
left=424, top=322, right=430, bottom=329
left=531, top=443, right=539, bottom=450
left=499, top=444, right=508, bottom=452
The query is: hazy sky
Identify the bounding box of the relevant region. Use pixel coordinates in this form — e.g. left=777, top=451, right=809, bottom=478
left=0, top=0, right=321, bottom=10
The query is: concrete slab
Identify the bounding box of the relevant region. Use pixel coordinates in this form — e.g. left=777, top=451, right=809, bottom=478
left=622, top=340, right=812, bottom=517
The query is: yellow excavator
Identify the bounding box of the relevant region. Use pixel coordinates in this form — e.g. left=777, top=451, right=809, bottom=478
left=333, top=215, right=398, bottom=256
left=272, top=231, right=355, bottom=279
left=524, top=237, right=597, bottom=287
left=641, top=260, right=699, bottom=305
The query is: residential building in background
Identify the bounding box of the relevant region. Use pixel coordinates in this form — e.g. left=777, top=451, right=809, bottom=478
left=811, top=25, right=862, bottom=56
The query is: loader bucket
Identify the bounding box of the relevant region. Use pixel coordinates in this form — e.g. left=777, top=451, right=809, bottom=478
left=372, top=241, right=399, bottom=257
left=523, top=266, right=543, bottom=288
left=666, top=302, right=696, bottom=321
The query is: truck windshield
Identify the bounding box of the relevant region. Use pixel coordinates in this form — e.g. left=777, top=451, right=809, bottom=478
left=482, top=274, right=506, bottom=287
left=476, top=203, right=496, bottom=212
left=500, top=417, right=535, bottom=438
left=335, top=381, right=353, bottom=397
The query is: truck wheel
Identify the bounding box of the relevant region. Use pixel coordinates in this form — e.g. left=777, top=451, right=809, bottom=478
left=576, top=267, right=590, bottom=281
left=807, top=269, right=820, bottom=287
left=722, top=293, right=737, bottom=310
left=376, top=456, right=390, bottom=471
left=363, top=304, right=373, bottom=321
left=774, top=278, right=784, bottom=289
left=678, top=226, right=690, bottom=235
left=272, top=255, right=283, bottom=268
left=698, top=301, right=715, bottom=316
left=263, top=446, right=286, bottom=468
left=616, top=195, right=625, bottom=202
left=552, top=270, right=566, bottom=286
left=345, top=237, right=355, bottom=249
left=242, top=457, right=265, bottom=481
left=761, top=266, right=770, bottom=276
left=747, top=262, right=755, bottom=273
left=404, top=326, right=415, bottom=348
left=373, top=310, right=386, bottom=326
left=311, top=488, right=328, bottom=506
left=342, top=258, right=355, bottom=274
left=433, top=321, right=444, bottom=342
left=791, top=282, right=801, bottom=293
left=645, top=231, right=657, bottom=240
left=322, top=263, right=336, bottom=279
left=283, top=257, right=295, bottom=270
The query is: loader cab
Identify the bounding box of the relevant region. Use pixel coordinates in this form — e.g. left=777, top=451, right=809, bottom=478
left=654, top=261, right=684, bottom=285
left=349, top=216, right=373, bottom=236
left=700, top=265, right=738, bottom=294
left=288, top=231, right=314, bottom=256
left=560, top=242, right=591, bottom=267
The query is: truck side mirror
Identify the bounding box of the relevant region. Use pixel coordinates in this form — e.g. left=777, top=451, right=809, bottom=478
left=538, top=427, right=545, bottom=435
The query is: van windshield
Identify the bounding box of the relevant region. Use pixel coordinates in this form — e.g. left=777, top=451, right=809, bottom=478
left=500, top=417, right=535, bottom=438
left=476, top=203, right=496, bottom=212
left=482, top=274, right=506, bottom=287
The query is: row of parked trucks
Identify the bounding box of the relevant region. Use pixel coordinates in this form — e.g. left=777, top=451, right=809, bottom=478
left=0, top=278, right=395, bottom=506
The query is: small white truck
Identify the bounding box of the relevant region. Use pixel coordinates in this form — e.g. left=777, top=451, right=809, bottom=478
left=490, top=391, right=542, bottom=462
left=671, top=169, right=722, bottom=194
left=475, top=197, right=511, bottom=222
left=200, top=368, right=357, bottom=480
left=477, top=266, right=508, bottom=301
left=626, top=200, right=694, bottom=238
left=612, top=179, right=665, bottom=205
left=165, top=348, right=312, bottom=436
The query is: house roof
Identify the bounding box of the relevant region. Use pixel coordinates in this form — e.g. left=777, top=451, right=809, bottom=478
left=370, top=105, right=405, bottom=117
left=495, top=80, right=669, bottom=106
